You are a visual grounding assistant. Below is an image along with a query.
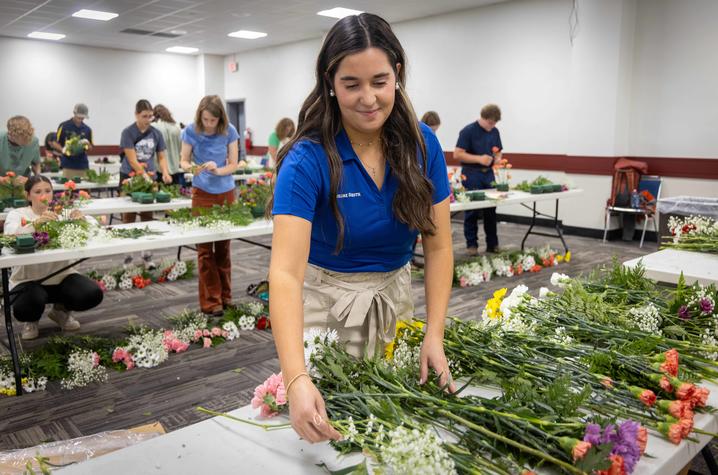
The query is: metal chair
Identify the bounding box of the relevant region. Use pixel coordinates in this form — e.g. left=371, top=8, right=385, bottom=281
left=603, top=175, right=662, bottom=248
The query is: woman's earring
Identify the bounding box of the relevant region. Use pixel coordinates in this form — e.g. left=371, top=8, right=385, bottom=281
left=395, top=82, right=400, bottom=90
left=329, top=89, right=335, bottom=97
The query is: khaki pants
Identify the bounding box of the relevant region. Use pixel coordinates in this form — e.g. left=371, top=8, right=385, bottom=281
left=303, top=263, right=413, bottom=358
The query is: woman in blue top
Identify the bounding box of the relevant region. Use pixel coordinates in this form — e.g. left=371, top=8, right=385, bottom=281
left=180, top=95, right=239, bottom=316
left=269, top=13, right=454, bottom=443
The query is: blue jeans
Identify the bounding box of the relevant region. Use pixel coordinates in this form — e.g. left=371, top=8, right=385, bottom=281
left=462, top=169, right=498, bottom=250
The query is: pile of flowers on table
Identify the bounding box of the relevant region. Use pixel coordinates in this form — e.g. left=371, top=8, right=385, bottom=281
left=454, top=245, right=570, bottom=287
left=237, top=263, right=718, bottom=474
left=0, top=301, right=269, bottom=395
left=662, top=215, right=718, bottom=254
left=88, top=259, right=195, bottom=292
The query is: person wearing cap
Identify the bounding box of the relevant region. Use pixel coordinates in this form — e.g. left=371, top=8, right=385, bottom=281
left=54, top=103, right=93, bottom=178
left=0, top=115, right=41, bottom=183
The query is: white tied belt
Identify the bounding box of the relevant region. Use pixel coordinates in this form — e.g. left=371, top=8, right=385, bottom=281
left=317, top=267, right=404, bottom=356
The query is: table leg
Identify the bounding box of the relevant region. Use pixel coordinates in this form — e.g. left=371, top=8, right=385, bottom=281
left=520, top=202, right=538, bottom=251
left=2, top=268, right=23, bottom=396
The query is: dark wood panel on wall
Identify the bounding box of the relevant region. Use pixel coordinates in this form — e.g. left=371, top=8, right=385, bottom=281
left=444, top=151, right=718, bottom=179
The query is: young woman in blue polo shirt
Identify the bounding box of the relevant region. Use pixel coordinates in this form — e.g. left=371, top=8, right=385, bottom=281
left=180, top=95, right=239, bottom=316
left=269, top=13, right=455, bottom=443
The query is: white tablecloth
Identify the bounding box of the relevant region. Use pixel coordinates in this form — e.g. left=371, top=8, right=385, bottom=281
left=58, top=382, right=718, bottom=475
left=624, top=249, right=718, bottom=285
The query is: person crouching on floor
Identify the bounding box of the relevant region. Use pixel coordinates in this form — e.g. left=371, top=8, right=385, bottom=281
left=3, top=175, right=103, bottom=339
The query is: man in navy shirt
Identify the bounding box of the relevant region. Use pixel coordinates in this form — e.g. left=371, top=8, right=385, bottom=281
left=454, top=104, right=503, bottom=255
left=54, top=103, right=93, bottom=178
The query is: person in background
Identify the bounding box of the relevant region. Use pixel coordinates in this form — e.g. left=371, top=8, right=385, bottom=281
left=0, top=116, right=40, bottom=183
left=180, top=95, right=239, bottom=317
left=454, top=104, right=503, bottom=256
left=269, top=13, right=454, bottom=444
left=119, top=99, right=172, bottom=269
left=152, top=104, right=185, bottom=186
left=44, top=132, right=63, bottom=162
left=421, top=111, right=441, bottom=133
left=265, top=118, right=296, bottom=169
left=4, top=175, right=103, bottom=339
left=411, top=110, right=443, bottom=266
left=54, top=103, right=93, bottom=179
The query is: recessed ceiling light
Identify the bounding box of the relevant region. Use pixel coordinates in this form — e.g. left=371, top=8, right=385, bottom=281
left=166, top=46, right=198, bottom=54
left=27, top=31, right=65, bottom=40
left=72, top=9, right=118, bottom=21
left=227, top=30, right=267, bottom=40
left=317, top=7, right=363, bottom=19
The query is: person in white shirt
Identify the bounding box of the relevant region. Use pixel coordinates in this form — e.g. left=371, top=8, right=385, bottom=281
left=4, top=175, right=103, bottom=340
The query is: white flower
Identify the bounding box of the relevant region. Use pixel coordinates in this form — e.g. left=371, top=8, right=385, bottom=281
left=551, top=326, right=574, bottom=345
left=61, top=350, right=108, bottom=390
left=380, top=426, right=456, bottom=475
left=57, top=224, right=91, bottom=249
left=550, top=272, right=570, bottom=288
left=247, top=302, right=265, bottom=316
left=520, top=254, right=536, bottom=270
left=174, top=260, right=188, bottom=275
left=499, top=285, right=529, bottom=319
left=101, top=274, right=117, bottom=291
left=222, top=321, right=240, bottom=341
left=539, top=287, right=550, bottom=299
left=629, top=303, right=662, bottom=336
left=345, top=416, right=358, bottom=443
left=303, top=328, right=339, bottom=377
left=238, top=315, right=256, bottom=331
left=118, top=277, right=133, bottom=291
left=125, top=329, right=169, bottom=369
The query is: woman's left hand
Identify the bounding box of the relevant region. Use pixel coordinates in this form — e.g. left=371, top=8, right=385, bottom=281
left=162, top=173, right=173, bottom=184
left=202, top=161, right=218, bottom=173
left=69, top=209, right=84, bottom=220
left=419, top=334, right=456, bottom=392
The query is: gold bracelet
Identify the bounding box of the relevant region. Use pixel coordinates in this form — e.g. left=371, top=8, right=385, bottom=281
left=285, top=371, right=310, bottom=398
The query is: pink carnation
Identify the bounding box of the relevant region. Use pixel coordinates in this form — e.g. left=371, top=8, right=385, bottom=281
left=221, top=330, right=229, bottom=338
left=251, top=372, right=287, bottom=418
left=211, top=327, right=222, bottom=337
left=193, top=329, right=203, bottom=341
left=112, top=347, right=127, bottom=363
left=92, top=352, right=101, bottom=368
left=203, top=329, right=211, bottom=337
left=459, top=276, right=467, bottom=288
left=203, top=337, right=212, bottom=348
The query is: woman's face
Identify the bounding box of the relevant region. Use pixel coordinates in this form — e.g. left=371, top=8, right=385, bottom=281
left=333, top=47, right=399, bottom=136
left=28, top=181, right=53, bottom=209
left=201, top=110, right=220, bottom=133
left=136, top=109, right=153, bottom=129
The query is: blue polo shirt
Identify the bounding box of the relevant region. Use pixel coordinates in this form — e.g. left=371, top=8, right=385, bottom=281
left=273, top=123, right=450, bottom=273
left=56, top=119, right=93, bottom=169
left=181, top=123, right=239, bottom=194
left=456, top=121, right=502, bottom=174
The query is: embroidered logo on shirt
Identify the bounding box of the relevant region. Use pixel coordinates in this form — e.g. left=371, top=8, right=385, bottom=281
left=337, top=192, right=361, bottom=199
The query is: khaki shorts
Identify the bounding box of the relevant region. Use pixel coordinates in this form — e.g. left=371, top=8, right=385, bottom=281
left=303, top=263, right=413, bottom=358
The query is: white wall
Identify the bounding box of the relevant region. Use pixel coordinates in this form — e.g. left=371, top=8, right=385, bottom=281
left=0, top=37, right=202, bottom=145
left=629, top=0, right=718, bottom=158
left=224, top=38, right=320, bottom=143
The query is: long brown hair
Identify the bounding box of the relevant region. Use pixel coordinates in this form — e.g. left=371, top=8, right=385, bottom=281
left=270, top=13, right=435, bottom=253
left=194, top=95, right=229, bottom=135
left=153, top=104, right=176, bottom=124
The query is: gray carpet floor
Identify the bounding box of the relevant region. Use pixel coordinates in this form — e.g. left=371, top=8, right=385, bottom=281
left=2, top=219, right=710, bottom=473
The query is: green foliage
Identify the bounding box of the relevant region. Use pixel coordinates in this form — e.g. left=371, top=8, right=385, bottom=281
left=85, top=168, right=112, bottom=184
left=167, top=202, right=253, bottom=227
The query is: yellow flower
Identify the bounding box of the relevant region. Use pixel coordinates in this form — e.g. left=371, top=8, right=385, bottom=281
left=556, top=255, right=564, bottom=263
left=385, top=319, right=425, bottom=360
left=565, top=251, right=572, bottom=263
left=493, top=288, right=508, bottom=300
left=483, top=287, right=508, bottom=320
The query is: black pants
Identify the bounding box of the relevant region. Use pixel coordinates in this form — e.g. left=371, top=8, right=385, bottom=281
left=462, top=169, right=498, bottom=250
left=12, top=274, right=103, bottom=323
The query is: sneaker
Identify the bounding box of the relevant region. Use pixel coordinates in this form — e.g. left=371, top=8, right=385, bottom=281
left=466, top=247, right=479, bottom=257
left=48, top=306, right=81, bottom=331
left=21, top=322, right=39, bottom=340
left=487, top=247, right=501, bottom=254
left=203, top=308, right=224, bottom=318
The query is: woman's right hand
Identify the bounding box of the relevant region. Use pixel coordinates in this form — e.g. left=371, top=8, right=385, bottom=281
left=34, top=211, right=58, bottom=226
left=288, top=377, right=342, bottom=443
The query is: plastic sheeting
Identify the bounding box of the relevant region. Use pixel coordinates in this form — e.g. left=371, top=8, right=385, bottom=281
left=658, top=196, right=718, bottom=218
left=0, top=429, right=162, bottom=474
